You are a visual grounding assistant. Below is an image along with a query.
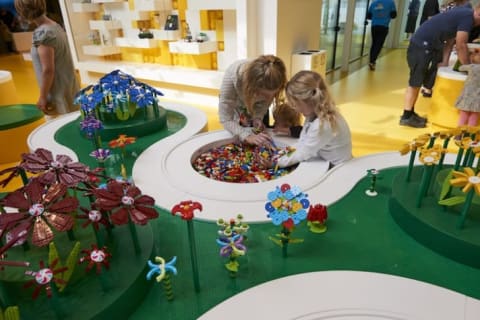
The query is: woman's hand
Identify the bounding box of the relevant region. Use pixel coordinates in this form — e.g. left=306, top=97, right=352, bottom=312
left=37, top=96, right=48, bottom=113
left=244, top=132, right=272, bottom=147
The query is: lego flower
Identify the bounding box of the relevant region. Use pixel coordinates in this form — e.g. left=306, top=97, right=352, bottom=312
left=79, top=244, right=112, bottom=274
left=77, top=206, right=110, bottom=231
left=23, top=259, right=68, bottom=299
left=419, top=146, right=443, bottom=165
left=146, top=256, right=177, bottom=282
left=307, top=204, right=328, bottom=224
left=171, top=200, right=203, bottom=220
left=92, top=180, right=158, bottom=225
left=80, top=115, right=103, bottom=138
left=399, top=134, right=430, bottom=155
left=89, top=148, right=112, bottom=162
left=450, top=167, right=480, bottom=195
left=216, top=234, right=246, bottom=258
left=108, top=134, right=136, bottom=149
left=265, top=183, right=309, bottom=230
left=1, top=180, right=79, bottom=247
left=21, top=148, right=89, bottom=187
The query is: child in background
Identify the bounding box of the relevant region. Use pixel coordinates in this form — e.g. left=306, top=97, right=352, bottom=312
left=272, top=103, right=303, bottom=138
left=455, top=48, right=480, bottom=128
left=260, top=70, right=353, bottom=169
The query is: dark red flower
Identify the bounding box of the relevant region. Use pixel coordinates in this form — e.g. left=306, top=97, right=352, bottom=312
left=24, top=259, right=68, bottom=299
left=307, top=204, right=328, bottom=224
left=171, top=200, right=202, bottom=220
left=77, top=205, right=110, bottom=231
left=92, top=180, right=158, bottom=225
left=79, top=244, right=111, bottom=275
left=0, top=179, right=78, bottom=247
left=21, top=148, right=89, bottom=187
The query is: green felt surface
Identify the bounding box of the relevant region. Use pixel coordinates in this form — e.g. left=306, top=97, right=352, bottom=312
left=0, top=104, right=43, bottom=130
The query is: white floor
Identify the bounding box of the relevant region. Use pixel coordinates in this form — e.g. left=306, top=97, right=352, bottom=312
left=28, top=102, right=479, bottom=320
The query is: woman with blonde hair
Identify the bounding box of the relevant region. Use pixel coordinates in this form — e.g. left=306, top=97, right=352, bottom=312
left=218, top=54, right=287, bottom=146
left=270, top=70, right=352, bottom=169
left=15, top=0, right=79, bottom=116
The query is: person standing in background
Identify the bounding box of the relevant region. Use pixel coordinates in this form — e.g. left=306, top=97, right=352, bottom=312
left=14, top=0, right=79, bottom=117
left=420, top=0, right=440, bottom=25
left=399, top=4, right=480, bottom=128
left=440, top=0, right=470, bottom=12
left=366, top=0, right=397, bottom=71
left=405, top=0, right=420, bottom=39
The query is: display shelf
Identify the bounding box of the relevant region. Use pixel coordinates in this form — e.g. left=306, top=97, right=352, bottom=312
left=72, top=2, right=100, bottom=12
left=133, top=0, right=172, bottom=11
left=92, top=0, right=125, bottom=3
left=76, top=60, right=223, bottom=90
left=168, top=41, right=217, bottom=55
left=115, top=37, right=158, bottom=48
left=151, top=29, right=181, bottom=41
left=89, top=19, right=123, bottom=30
left=82, top=45, right=122, bottom=56
left=187, top=0, right=236, bottom=10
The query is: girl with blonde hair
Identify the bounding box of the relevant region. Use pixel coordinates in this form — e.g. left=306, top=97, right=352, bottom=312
left=272, top=70, right=352, bottom=168
left=218, top=54, right=287, bottom=146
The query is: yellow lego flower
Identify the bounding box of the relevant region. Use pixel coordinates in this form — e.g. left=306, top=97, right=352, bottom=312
left=450, top=167, right=480, bottom=195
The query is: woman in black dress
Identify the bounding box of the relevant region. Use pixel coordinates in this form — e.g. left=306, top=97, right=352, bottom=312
left=405, top=0, right=420, bottom=39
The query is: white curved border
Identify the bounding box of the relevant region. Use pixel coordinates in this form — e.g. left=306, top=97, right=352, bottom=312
left=198, top=271, right=480, bottom=320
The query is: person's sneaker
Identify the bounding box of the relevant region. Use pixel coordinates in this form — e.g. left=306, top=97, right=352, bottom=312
left=399, top=115, right=427, bottom=128
left=368, top=63, right=376, bottom=71
left=412, top=112, right=427, bottom=123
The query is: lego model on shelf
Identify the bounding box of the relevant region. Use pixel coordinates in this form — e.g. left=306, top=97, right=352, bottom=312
left=75, top=69, right=167, bottom=140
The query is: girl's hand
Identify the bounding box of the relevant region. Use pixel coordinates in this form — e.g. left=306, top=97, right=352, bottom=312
left=245, top=132, right=272, bottom=147
left=256, top=153, right=274, bottom=169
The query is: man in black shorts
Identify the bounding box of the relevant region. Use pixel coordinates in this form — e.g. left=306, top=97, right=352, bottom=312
left=400, top=4, right=480, bottom=128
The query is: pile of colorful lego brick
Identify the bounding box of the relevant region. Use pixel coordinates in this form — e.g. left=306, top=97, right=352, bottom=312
left=192, top=143, right=296, bottom=183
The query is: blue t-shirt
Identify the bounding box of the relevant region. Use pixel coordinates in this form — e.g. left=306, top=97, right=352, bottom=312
left=368, top=0, right=397, bottom=27
left=411, top=6, right=474, bottom=50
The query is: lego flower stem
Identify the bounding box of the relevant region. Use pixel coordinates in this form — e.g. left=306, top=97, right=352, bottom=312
left=0, top=281, right=13, bottom=307
left=128, top=217, right=141, bottom=254
left=437, top=137, right=451, bottom=170
left=457, top=189, right=475, bottom=229
left=406, top=150, right=417, bottom=182
left=281, top=227, right=290, bottom=258
left=416, top=165, right=434, bottom=208
left=454, top=148, right=464, bottom=171
left=19, top=168, right=29, bottom=185
left=187, top=220, right=200, bottom=292
left=163, top=273, right=174, bottom=301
